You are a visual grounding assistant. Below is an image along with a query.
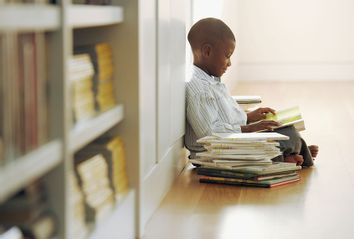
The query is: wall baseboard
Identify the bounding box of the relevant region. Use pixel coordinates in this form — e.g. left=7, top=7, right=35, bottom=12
left=237, top=63, right=354, bottom=81
left=139, top=138, right=188, bottom=237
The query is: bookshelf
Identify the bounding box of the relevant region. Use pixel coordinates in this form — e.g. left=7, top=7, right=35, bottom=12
left=88, top=190, right=135, bottom=239
left=1, top=0, right=188, bottom=238
left=0, top=2, right=136, bottom=239
left=68, top=5, right=124, bottom=28
left=69, top=104, right=124, bottom=152
left=0, top=140, right=62, bottom=203
left=0, top=5, right=60, bottom=31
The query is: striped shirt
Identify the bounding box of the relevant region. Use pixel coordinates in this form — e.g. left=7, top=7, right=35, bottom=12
left=184, top=65, right=247, bottom=157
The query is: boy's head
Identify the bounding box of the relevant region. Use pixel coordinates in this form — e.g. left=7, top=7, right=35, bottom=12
left=188, top=18, right=235, bottom=77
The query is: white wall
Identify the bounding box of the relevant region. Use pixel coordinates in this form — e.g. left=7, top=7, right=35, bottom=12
left=221, top=0, right=240, bottom=90
left=139, top=0, right=189, bottom=236
left=235, top=0, right=354, bottom=81
left=194, top=0, right=354, bottom=82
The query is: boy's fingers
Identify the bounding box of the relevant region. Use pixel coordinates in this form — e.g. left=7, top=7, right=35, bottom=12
left=266, top=107, right=276, bottom=114
left=263, top=120, right=280, bottom=126
left=261, top=107, right=276, bottom=114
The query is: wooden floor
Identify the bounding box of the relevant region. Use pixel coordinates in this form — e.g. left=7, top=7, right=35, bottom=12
left=142, top=81, right=354, bottom=239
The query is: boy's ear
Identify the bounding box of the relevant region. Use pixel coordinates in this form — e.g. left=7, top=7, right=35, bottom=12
left=201, top=43, right=212, bottom=58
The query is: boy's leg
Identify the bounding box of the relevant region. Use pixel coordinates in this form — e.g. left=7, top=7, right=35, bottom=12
left=299, top=137, right=314, bottom=167
left=275, top=125, right=301, bottom=157
left=274, top=125, right=314, bottom=166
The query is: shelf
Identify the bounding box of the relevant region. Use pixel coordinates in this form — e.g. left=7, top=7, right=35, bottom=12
left=68, top=5, right=124, bottom=29
left=88, top=190, right=135, bottom=239
left=0, top=140, right=62, bottom=203
left=69, top=105, right=124, bottom=152
left=0, top=4, right=60, bottom=32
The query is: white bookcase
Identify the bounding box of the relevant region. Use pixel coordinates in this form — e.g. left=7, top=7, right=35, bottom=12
left=1, top=0, right=190, bottom=238
left=0, top=2, right=137, bottom=239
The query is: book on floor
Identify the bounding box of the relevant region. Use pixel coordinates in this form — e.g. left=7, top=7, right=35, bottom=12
left=196, top=164, right=300, bottom=180
left=199, top=174, right=300, bottom=188
left=211, top=132, right=290, bottom=142
left=196, top=162, right=301, bottom=176
left=232, top=95, right=262, bottom=105
left=193, top=132, right=302, bottom=188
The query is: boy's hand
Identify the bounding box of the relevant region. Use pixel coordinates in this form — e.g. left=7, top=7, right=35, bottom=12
left=247, top=107, right=276, bottom=123
left=241, top=120, right=280, bottom=132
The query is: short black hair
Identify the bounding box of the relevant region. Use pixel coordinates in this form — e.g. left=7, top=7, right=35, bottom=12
left=187, top=18, right=235, bottom=51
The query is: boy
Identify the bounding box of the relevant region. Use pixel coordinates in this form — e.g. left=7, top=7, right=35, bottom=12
left=184, top=18, right=318, bottom=166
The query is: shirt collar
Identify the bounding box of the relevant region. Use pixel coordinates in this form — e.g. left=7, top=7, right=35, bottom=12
left=192, top=65, right=221, bottom=85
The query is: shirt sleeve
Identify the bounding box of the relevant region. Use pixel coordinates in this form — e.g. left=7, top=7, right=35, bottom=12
left=186, top=91, right=242, bottom=139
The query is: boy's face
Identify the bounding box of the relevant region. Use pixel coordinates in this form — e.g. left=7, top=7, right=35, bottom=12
left=206, top=38, right=235, bottom=77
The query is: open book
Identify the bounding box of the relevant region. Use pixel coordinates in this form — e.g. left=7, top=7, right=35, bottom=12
left=264, top=106, right=305, bottom=131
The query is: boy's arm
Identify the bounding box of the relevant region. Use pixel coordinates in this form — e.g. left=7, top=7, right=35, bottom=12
left=186, top=93, right=241, bottom=138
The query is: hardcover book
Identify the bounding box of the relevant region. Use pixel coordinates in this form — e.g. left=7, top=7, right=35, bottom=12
left=199, top=174, right=300, bottom=188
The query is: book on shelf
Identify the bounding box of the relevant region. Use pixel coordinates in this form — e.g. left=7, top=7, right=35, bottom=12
left=72, top=0, right=112, bottom=5
left=0, top=227, right=23, bottom=239
left=69, top=54, right=96, bottom=123
left=0, top=138, right=3, bottom=165
left=264, top=106, right=305, bottom=131
left=76, top=136, right=129, bottom=202
left=0, top=181, right=57, bottom=239
left=20, top=213, right=56, bottom=239
left=0, top=32, right=49, bottom=161
left=75, top=43, right=116, bottom=113
left=68, top=173, right=88, bottom=239
left=74, top=151, right=115, bottom=223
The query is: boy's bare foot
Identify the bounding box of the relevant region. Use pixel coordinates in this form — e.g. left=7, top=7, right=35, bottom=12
left=284, top=154, right=304, bottom=166
left=308, top=145, right=319, bottom=158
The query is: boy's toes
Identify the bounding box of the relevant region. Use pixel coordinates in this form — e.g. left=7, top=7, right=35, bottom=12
left=308, top=145, right=319, bottom=158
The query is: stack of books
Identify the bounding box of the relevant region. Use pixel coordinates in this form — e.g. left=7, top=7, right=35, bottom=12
left=75, top=43, right=116, bottom=113
left=68, top=173, right=87, bottom=239
left=0, top=32, right=49, bottom=160
left=0, top=227, right=23, bottom=239
left=73, top=136, right=129, bottom=227
left=73, top=0, right=112, bottom=5
left=86, top=137, right=129, bottom=202
left=191, top=132, right=302, bottom=188
left=0, top=139, right=3, bottom=165
left=74, top=153, right=115, bottom=224
left=0, top=181, right=57, bottom=239
left=69, top=54, right=96, bottom=123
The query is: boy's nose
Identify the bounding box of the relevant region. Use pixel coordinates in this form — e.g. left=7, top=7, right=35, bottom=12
left=227, top=59, right=231, bottom=67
